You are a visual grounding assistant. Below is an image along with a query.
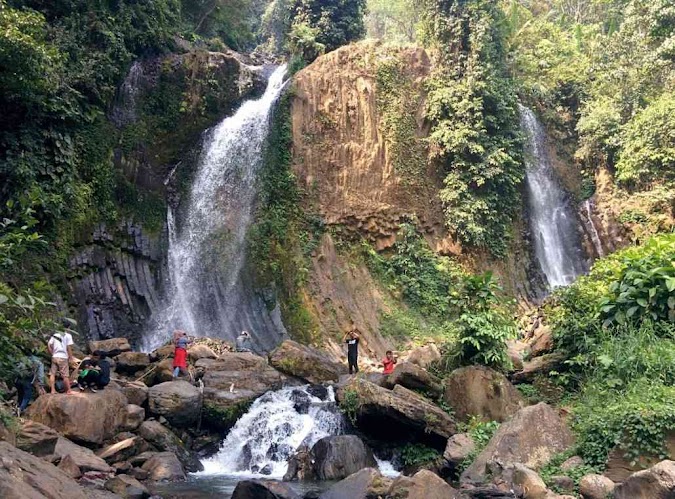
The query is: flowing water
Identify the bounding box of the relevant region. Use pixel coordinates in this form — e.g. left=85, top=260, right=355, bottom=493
left=519, top=105, right=587, bottom=289
left=142, top=66, right=288, bottom=352
left=580, top=198, right=605, bottom=259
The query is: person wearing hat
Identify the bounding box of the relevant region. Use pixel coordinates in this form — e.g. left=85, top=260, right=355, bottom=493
left=48, top=319, right=75, bottom=395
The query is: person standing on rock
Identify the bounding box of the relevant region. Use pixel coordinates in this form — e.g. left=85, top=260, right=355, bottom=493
left=172, top=330, right=190, bottom=379
left=15, top=355, right=45, bottom=413
left=381, top=350, right=398, bottom=375
left=235, top=330, right=252, bottom=352
left=47, top=320, right=75, bottom=395
left=342, top=324, right=361, bottom=374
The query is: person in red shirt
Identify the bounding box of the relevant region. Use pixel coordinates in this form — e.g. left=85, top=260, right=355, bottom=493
left=381, top=350, right=397, bottom=374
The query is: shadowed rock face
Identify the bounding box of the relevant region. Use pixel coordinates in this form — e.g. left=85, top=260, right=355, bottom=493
left=613, top=460, right=675, bottom=499
left=285, top=435, right=376, bottom=481
left=26, top=390, right=128, bottom=445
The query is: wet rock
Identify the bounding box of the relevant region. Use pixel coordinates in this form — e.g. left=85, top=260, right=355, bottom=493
left=140, top=452, right=185, bottom=482
left=319, top=467, right=391, bottom=499
left=104, top=474, right=149, bottom=498
left=27, top=390, right=128, bottom=445
left=283, top=445, right=312, bottom=481
left=388, top=469, right=459, bottom=498
left=443, top=366, right=525, bottom=424
left=269, top=340, right=346, bottom=384
left=147, top=380, right=201, bottom=427
left=260, top=464, right=273, bottom=475
left=16, top=420, right=59, bottom=457
left=384, top=362, right=444, bottom=399
left=114, top=352, right=150, bottom=374
left=311, top=435, right=377, bottom=480
left=115, top=380, right=149, bottom=407
left=336, top=378, right=456, bottom=449
left=122, top=404, right=145, bottom=431
left=612, top=460, right=675, bottom=499
left=137, top=420, right=203, bottom=472
left=89, top=338, right=132, bottom=354
left=406, top=343, right=442, bottom=370
left=578, top=473, right=615, bottom=499
left=444, top=433, right=476, bottom=469
left=0, top=441, right=90, bottom=499
left=291, top=389, right=311, bottom=414
left=54, top=437, right=114, bottom=473
left=307, top=384, right=329, bottom=400
left=461, top=403, right=574, bottom=484
left=231, top=479, right=301, bottom=499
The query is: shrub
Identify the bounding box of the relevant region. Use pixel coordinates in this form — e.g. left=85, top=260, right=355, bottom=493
left=400, top=443, right=442, bottom=467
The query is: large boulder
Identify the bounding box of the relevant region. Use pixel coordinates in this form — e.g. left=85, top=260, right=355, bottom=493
left=388, top=469, right=460, bottom=499
left=0, top=441, right=89, bottom=499
left=269, top=340, right=346, bottom=384
left=57, top=454, right=82, bottom=479
left=612, top=460, right=675, bottom=499
left=231, top=480, right=301, bottom=499
left=336, top=378, right=456, bottom=449
left=16, top=420, right=59, bottom=457
left=26, top=390, right=128, bottom=445
left=88, top=337, right=132, bottom=354
left=384, top=362, right=444, bottom=399
left=201, top=352, right=285, bottom=430
left=147, top=380, right=201, bottom=427
left=604, top=433, right=675, bottom=482
left=311, top=435, right=376, bottom=480
left=443, top=366, right=525, bottom=423
left=141, top=451, right=186, bottom=482
left=511, top=354, right=565, bottom=384
left=319, top=468, right=392, bottom=499
left=114, top=352, right=150, bottom=374
left=579, top=474, right=615, bottom=499
left=122, top=404, right=145, bottom=432
left=188, top=344, right=218, bottom=363
left=444, top=433, right=475, bottom=469
left=507, top=464, right=548, bottom=499
left=115, top=380, right=149, bottom=407
left=54, top=437, right=113, bottom=473
left=461, top=403, right=575, bottom=484
left=406, top=344, right=442, bottom=370
left=140, top=358, right=174, bottom=387
left=137, top=420, right=203, bottom=472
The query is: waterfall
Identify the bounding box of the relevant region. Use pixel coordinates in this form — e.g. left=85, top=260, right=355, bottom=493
left=519, top=105, right=586, bottom=289
left=142, top=66, right=288, bottom=352
left=200, top=386, right=344, bottom=478
left=580, top=198, right=605, bottom=259
left=110, top=61, right=144, bottom=127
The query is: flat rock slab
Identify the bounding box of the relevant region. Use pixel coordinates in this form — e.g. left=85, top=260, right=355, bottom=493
left=269, top=340, right=346, bottom=384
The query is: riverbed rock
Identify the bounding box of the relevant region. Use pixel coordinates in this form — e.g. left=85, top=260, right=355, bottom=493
left=96, top=436, right=146, bottom=464
left=231, top=479, right=301, bottom=499
left=122, top=404, right=145, bottom=431
left=26, top=390, right=128, bottom=445
left=384, top=362, right=444, bottom=399
left=269, top=340, right=346, bottom=384
left=57, top=454, right=82, bottom=479
left=0, top=441, right=90, bottom=499
left=141, top=451, right=185, bottom=482
left=508, top=464, right=548, bottom=499
left=137, top=420, right=203, bottom=472
left=89, top=337, right=132, bottom=354
left=319, top=468, right=391, bottom=499
left=188, top=344, right=218, bottom=363
left=406, top=343, right=441, bottom=369
left=54, top=437, right=114, bottom=473
left=311, top=435, right=377, bottom=480
left=336, top=378, right=456, bottom=449
left=388, top=469, right=459, bottom=499
left=115, top=380, right=149, bottom=407
left=114, top=352, right=150, bottom=374
left=16, top=420, right=59, bottom=457
left=444, top=365, right=525, bottom=423
left=578, top=474, right=615, bottom=499
left=147, top=380, right=201, bottom=427
left=444, top=433, right=475, bottom=468
left=201, top=352, right=285, bottom=430
left=105, top=474, right=149, bottom=498
left=461, top=403, right=574, bottom=484
left=603, top=433, right=675, bottom=482
left=612, top=460, right=675, bottom=499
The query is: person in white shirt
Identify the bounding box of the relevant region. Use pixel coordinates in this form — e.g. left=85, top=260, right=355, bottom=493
left=48, top=320, right=75, bottom=394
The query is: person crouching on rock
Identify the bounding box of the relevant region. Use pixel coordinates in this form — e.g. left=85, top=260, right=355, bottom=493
left=172, top=330, right=190, bottom=379
left=15, top=355, right=45, bottom=414
left=342, top=324, right=361, bottom=374
left=76, top=357, right=101, bottom=392
left=235, top=330, right=252, bottom=352
left=381, top=350, right=397, bottom=375
left=48, top=320, right=75, bottom=395
left=91, top=350, right=111, bottom=390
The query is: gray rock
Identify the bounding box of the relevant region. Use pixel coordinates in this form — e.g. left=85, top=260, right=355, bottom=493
left=612, top=460, right=675, bottom=499
left=444, top=433, right=475, bottom=468
left=122, top=404, right=145, bottom=431
left=114, top=352, right=150, bottom=374
left=319, top=468, right=391, bottom=499
left=311, top=435, right=377, bottom=480
left=16, top=420, right=59, bottom=457
left=137, top=420, right=203, bottom=472
left=105, top=474, right=150, bottom=498
left=387, top=469, right=459, bottom=498
left=384, top=362, right=444, bottom=399
left=579, top=473, right=615, bottom=499
left=141, top=452, right=185, bottom=482
left=147, top=380, right=201, bottom=427
left=269, top=340, right=346, bottom=384
left=54, top=437, right=114, bottom=473
left=115, top=380, right=149, bottom=407
left=231, top=479, right=301, bottom=499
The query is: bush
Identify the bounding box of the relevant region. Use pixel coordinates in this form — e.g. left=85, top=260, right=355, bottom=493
left=400, top=443, right=442, bottom=467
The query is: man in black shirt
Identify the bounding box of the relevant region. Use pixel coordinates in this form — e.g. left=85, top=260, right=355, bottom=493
left=342, top=324, right=361, bottom=374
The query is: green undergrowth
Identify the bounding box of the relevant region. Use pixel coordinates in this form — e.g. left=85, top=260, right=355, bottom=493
left=539, top=450, right=602, bottom=494
left=456, top=417, right=500, bottom=473
left=202, top=400, right=252, bottom=433
left=400, top=443, right=442, bottom=468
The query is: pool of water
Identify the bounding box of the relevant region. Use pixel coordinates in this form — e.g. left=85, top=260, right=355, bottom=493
left=151, top=474, right=335, bottom=498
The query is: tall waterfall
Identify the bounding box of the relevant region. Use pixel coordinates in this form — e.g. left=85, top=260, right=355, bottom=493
left=201, top=386, right=344, bottom=478
left=142, top=66, right=288, bottom=352
left=519, top=105, right=586, bottom=289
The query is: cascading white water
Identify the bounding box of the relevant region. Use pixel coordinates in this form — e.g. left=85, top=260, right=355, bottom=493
left=580, top=198, right=605, bottom=259
left=200, top=386, right=344, bottom=478
left=142, top=66, right=288, bottom=352
left=519, top=105, right=587, bottom=289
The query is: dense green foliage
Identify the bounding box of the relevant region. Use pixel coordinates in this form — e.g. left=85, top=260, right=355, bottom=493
left=420, top=0, right=525, bottom=257
left=400, top=443, right=442, bottom=467
left=457, top=417, right=500, bottom=472
left=365, top=0, right=424, bottom=42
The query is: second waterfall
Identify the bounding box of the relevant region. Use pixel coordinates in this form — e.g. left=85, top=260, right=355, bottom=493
left=519, top=105, right=587, bottom=290
left=143, top=66, right=288, bottom=352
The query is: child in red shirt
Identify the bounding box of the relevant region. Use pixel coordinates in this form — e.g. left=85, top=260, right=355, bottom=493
left=382, top=350, right=397, bottom=374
